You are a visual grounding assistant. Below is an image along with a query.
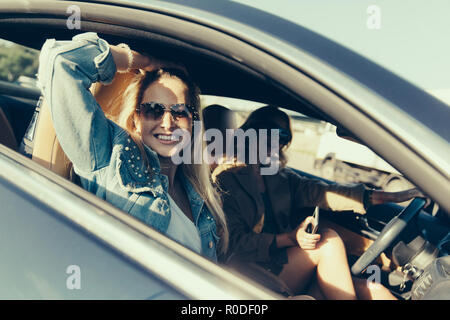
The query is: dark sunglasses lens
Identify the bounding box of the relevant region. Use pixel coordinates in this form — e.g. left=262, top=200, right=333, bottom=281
left=279, top=130, right=291, bottom=145
left=140, top=103, right=165, bottom=119
left=265, top=128, right=290, bottom=146
left=170, top=104, right=191, bottom=119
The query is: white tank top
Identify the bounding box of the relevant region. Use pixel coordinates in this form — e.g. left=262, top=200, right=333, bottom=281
left=165, top=195, right=202, bottom=254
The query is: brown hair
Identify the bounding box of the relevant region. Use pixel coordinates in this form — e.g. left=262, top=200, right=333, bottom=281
left=238, top=105, right=292, bottom=168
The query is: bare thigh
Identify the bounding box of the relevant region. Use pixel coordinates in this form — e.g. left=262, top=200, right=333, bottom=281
left=278, top=228, right=353, bottom=295
left=278, top=228, right=340, bottom=294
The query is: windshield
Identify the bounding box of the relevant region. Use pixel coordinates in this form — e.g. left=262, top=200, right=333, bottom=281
left=233, top=0, right=450, bottom=106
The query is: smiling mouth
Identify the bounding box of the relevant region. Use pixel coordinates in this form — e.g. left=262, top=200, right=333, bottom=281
left=154, top=134, right=181, bottom=144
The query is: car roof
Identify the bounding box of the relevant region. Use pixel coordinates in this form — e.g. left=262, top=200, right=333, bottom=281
left=2, top=0, right=449, bottom=141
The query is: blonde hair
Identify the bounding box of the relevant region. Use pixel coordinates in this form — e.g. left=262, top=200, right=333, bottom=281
left=105, top=69, right=229, bottom=254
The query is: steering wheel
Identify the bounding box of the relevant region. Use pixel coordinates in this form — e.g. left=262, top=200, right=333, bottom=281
left=351, top=197, right=427, bottom=275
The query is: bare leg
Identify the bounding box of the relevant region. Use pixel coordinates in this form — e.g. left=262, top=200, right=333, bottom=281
left=353, top=277, right=397, bottom=300
left=306, top=278, right=326, bottom=300
left=307, top=275, right=398, bottom=300
left=278, top=228, right=357, bottom=300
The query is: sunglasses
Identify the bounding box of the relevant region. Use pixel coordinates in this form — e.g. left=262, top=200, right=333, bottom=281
left=264, top=128, right=291, bottom=146
left=136, top=102, right=199, bottom=121
left=277, top=128, right=292, bottom=146
left=250, top=123, right=291, bottom=146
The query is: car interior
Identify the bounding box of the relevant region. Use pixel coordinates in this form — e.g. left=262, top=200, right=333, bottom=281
left=0, top=17, right=449, bottom=300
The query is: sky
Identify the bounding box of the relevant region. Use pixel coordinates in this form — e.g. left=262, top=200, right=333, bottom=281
left=232, top=0, right=450, bottom=105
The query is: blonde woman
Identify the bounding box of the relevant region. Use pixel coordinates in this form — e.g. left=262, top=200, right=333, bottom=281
left=37, top=32, right=227, bottom=260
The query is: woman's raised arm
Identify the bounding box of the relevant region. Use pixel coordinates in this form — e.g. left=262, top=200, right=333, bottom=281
left=38, top=32, right=122, bottom=173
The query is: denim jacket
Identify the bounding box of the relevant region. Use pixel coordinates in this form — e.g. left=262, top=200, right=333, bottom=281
left=37, top=32, right=219, bottom=261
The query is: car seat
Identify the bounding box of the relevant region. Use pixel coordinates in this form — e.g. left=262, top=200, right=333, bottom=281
left=31, top=72, right=137, bottom=180
left=202, top=104, right=238, bottom=135
left=202, top=104, right=239, bottom=176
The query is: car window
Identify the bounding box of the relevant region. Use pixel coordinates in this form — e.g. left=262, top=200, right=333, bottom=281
left=0, top=38, right=417, bottom=195
left=0, top=38, right=40, bottom=153
left=202, top=95, right=415, bottom=192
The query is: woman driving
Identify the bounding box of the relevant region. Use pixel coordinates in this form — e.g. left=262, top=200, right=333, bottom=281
left=215, top=106, right=424, bottom=299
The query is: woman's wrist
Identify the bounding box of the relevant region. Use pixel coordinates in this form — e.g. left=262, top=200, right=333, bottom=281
left=369, top=188, right=422, bottom=206
left=110, top=44, right=150, bottom=72
left=276, top=231, right=297, bottom=248
left=369, top=190, right=390, bottom=206
left=116, top=43, right=134, bottom=73
left=110, top=45, right=129, bottom=72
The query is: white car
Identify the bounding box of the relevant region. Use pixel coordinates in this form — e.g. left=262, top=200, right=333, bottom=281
left=315, top=123, right=413, bottom=192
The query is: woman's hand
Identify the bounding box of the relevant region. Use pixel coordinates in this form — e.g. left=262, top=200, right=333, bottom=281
left=291, top=216, right=321, bottom=250
left=370, top=187, right=430, bottom=207
left=139, top=55, right=187, bottom=73
left=109, top=44, right=186, bottom=73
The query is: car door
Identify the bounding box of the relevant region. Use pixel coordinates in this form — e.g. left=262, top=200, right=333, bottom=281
left=0, top=0, right=448, bottom=299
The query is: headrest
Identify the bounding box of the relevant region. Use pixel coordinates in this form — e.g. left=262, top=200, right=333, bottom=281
left=202, top=104, right=237, bottom=134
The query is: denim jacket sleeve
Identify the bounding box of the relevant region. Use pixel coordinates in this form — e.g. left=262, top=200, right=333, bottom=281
left=37, top=32, right=118, bottom=173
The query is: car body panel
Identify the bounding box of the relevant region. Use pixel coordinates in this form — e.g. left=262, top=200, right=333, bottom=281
left=0, top=176, right=185, bottom=299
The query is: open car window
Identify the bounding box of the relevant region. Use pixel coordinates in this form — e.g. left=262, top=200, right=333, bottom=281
left=202, top=95, right=416, bottom=191
left=202, top=95, right=449, bottom=220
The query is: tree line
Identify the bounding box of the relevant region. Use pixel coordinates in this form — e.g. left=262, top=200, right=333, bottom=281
left=0, top=42, right=39, bottom=82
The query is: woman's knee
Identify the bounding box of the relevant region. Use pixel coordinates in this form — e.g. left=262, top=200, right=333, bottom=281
left=317, top=228, right=346, bottom=255
left=319, top=228, right=343, bottom=245
left=287, top=228, right=345, bottom=264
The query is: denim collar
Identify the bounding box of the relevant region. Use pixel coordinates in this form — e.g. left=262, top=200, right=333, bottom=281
left=117, top=135, right=205, bottom=223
